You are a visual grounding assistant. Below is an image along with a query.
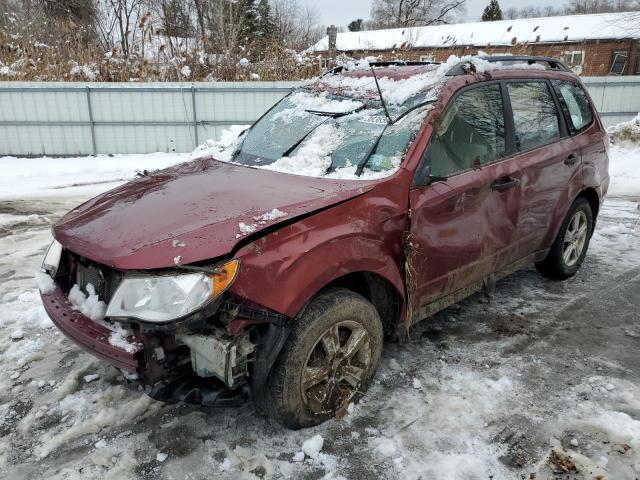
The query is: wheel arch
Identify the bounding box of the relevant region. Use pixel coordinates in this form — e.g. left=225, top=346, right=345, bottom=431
left=321, top=271, right=405, bottom=338
left=576, top=187, right=601, bottom=222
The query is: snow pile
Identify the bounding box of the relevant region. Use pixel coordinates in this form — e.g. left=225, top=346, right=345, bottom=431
left=273, top=91, right=363, bottom=123
left=0, top=152, right=188, bottom=200
left=255, top=208, right=288, bottom=222
left=300, top=434, right=324, bottom=459
left=238, top=222, right=257, bottom=236
left=11, top=329, right=24, bottom=340
left=608, top=112, right=640, bottom=145
left=313, top=54, right=542, bottom=106
left=68, top=284, right=106, bottom=321
left=262, top=123, right=345, bottom=177
left=190, top=124, right=250, bottom=161
left=312, top=63, right=444, bottom=105
left=607, top=116, right=640, bottom=196
left=108, top=325, right=140, bottom=354
left=35, top=271, right=56, bottom=294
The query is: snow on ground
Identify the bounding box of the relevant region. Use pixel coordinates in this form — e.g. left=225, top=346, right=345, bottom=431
left=0, top=153, right=189, bottom=200
left=0, top=137, right=639, bottom=479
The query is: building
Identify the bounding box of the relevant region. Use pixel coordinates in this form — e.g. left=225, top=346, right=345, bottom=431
left=309, top=12, right=640, bottom=76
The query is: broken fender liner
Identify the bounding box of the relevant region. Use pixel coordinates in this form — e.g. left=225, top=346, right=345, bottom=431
left=249, top=322, right=291, bottom=400
left=148, top=372, right=248, bottom=407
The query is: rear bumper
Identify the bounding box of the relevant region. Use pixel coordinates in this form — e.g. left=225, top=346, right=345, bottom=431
left=41, top=286, right=142, bottom=372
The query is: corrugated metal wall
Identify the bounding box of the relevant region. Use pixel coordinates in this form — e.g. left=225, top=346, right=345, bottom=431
left=582, top=76, right=640, bottom=127
left=0, top=82, right=301, bottom=156
left=0, top=78, right=638, bottom=156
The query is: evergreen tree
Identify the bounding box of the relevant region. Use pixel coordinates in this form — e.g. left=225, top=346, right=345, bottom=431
left=242, top=0, right=258, bottom=38
left=348, top=19, right=364, bottom=32
left=481, top=0, right=503, bottom=21
left=256, top=0, right=274, bottom=41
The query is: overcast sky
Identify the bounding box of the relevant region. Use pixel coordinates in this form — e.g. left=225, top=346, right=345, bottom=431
left=300, top=0, right=558, bottom=27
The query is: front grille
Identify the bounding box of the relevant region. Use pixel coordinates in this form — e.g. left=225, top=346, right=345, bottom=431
left=74, top=258, right=122, bottom=303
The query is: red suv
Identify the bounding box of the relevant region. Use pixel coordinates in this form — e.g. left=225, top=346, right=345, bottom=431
left=40, top=56, right=609, bottom=428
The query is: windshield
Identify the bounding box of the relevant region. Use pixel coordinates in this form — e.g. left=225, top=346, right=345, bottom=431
left=230, top=89, right=432, bottom=178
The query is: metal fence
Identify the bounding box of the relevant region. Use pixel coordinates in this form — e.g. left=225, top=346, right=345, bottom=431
left=0, top=81, right=301, bottom=156
left=0, top=77, right=639, bottom=156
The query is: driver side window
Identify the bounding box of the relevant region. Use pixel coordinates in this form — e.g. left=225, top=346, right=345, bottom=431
left=423, top=84, right=506, bottom=178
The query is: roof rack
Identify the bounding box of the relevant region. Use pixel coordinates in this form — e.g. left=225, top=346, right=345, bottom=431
left=446, top=56, right=572, bottom=76
left=320, top=60, right=440, bottom=77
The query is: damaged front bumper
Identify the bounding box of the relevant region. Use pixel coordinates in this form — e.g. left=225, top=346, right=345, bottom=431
left=41, top=279, right=289, bottom=407
left=41, top=286, right=142, bottom=372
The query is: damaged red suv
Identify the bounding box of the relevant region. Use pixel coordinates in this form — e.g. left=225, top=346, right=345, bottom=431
left=40, top=56, right=609, bottom=428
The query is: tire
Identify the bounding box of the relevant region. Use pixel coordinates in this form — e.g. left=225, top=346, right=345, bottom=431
left=535, top=197, right=594, bottom=280
left=260, top=288, right=384, bottom=429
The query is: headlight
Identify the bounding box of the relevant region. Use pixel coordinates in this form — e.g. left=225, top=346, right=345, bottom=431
left=42, top=240, right=63, bottom=276
left=106, top=259, right=239, bottom=323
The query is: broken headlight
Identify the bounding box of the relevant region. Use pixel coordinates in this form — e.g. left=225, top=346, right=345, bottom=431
left=105, top=259, right=239, bottom=323
left=42, top=239, right=63, bottom=276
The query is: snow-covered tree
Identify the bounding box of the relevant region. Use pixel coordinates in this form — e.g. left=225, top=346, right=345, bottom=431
left=481, top=0, right=503, bottom=21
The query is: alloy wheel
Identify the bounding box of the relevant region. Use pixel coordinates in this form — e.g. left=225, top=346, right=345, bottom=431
left=563, top=210, right=588, bottom=267
left=301, top=320, right=372, bottom=416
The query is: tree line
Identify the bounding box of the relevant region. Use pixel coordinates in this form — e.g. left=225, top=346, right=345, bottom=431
left=482, top=0, right=640, bottom=21
left=0, top=0, right=324, bottom=81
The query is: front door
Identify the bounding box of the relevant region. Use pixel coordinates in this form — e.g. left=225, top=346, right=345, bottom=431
left=408, top=82, right=522, bottom=321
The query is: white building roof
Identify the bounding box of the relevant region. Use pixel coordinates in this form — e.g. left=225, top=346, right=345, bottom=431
left=310, top=12, right=640, bottom=52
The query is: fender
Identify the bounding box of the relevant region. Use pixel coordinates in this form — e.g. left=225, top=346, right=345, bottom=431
left=540, top=163, right=589, bottom=249
left=229, top=183, right=408, bottom=318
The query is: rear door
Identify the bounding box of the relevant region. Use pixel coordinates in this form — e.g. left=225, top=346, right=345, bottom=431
left=505, top=80, right=582, bottom=260
left=408, top=82, right=522, bottom=316
left=551, top=79, right=608, bottom=193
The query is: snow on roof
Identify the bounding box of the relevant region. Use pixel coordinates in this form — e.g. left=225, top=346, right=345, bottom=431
left=310, top=12, right=640, bottom=52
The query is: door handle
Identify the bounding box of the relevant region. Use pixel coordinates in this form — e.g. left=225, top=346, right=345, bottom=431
left=491, top=177, right=520, bottom=191
left=564, top=154, right=579, bottom=166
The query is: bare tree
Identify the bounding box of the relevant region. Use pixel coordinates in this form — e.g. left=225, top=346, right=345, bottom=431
left=370, top=0, right=466, bottom=28
left=271, top=0, right=322, bottom=50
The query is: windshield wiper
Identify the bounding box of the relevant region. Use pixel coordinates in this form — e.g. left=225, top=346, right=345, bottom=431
left=304, top=105, right=365, bottom=117
left=355, top=67, right=393, bottom=176
left=281, top=118, right=330, bottom=157
left=283, top=106, right=367, bottom=157
left=354, top=98, right=437, bottom=176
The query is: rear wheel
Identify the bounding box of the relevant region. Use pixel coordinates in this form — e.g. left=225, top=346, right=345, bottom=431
left=535, top=198, right=594, bottom=280
left=261, top=288, right=383, bottom=429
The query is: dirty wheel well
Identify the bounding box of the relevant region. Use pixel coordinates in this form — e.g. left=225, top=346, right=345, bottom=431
left=324, top=272, right=401, bottom=338
left=578, top=188, right=600, bottom=220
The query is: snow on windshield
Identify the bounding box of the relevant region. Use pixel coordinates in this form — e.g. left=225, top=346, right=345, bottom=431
left=273, top=91, right=363, bottom=123
left=261, top=123, right=345, bottom=177
left=191, top=55, right=545, bottom=180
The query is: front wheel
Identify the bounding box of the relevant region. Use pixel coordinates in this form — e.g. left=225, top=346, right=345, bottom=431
left=260, top=288, right=383, bottom=429
left=535, top=197, right=594, bottom=280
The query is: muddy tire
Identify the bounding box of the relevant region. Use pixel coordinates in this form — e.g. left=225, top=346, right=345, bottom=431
left=260, top=288, right=383, bottom=429
left=535, top=198, right=594, bottom=280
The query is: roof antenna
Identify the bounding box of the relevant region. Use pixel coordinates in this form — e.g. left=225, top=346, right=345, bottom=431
left=370, top=67, right=393, bottom=125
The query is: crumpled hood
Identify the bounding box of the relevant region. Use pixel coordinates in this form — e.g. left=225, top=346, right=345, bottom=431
left=53, top=157, right=374, bottom=269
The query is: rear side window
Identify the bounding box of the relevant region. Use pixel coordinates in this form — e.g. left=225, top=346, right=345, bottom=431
left=552, top=80, right=593, bottom=134
left=423, top=84, right=505, bottom=178
left=507, top=82, right=560, bottom=152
